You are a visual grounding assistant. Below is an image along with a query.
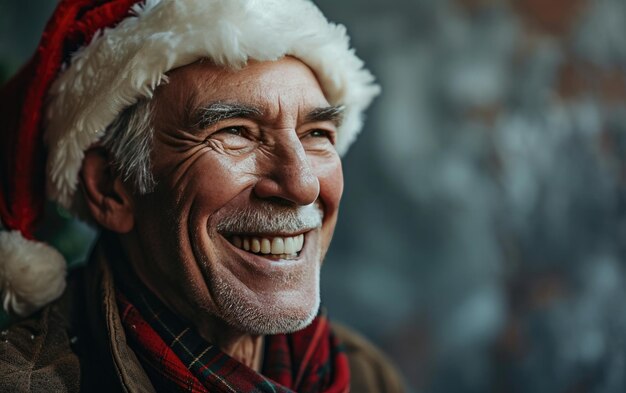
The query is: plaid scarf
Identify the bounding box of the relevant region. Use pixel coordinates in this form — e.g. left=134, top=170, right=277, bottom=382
left=116, top=289, right=350, bottom=393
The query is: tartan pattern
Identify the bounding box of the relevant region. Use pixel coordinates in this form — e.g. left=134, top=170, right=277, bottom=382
left=117, top=288, right=350, bottom=393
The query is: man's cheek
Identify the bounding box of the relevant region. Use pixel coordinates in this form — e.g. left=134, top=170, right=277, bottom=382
left=318, top=170, right=344, bottom=215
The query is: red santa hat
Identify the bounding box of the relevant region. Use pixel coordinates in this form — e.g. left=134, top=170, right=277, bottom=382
left=0, top=0, right=379, bottom=317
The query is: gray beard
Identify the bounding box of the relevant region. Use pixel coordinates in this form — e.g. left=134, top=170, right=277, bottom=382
left=211, top=266, right=321, bottom=335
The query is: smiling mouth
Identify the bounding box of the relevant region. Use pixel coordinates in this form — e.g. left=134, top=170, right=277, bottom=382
left=226, top=233, right=305, bottom=259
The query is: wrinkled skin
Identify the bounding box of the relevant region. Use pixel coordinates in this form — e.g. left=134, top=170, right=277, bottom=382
left=86, top=57, right=344, bottom=366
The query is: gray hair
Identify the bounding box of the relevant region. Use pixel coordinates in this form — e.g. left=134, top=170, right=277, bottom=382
left=100, top=99, right=156, bottom=195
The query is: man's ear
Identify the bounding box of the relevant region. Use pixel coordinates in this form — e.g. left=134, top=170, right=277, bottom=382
left=80, top=147, right=135, bottom=233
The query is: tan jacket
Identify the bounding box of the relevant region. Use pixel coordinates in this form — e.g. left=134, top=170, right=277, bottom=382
left=0, top=243, right=405, bottom=392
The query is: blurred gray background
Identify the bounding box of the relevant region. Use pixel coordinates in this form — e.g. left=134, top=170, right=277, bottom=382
left=2, top=0, right=626, bottom=392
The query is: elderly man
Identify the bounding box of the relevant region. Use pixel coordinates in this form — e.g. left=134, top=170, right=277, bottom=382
left=0, top=0, right=403, bottom=391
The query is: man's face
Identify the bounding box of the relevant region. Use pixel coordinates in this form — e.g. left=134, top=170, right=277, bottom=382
left=126, top=57, right=343, bottom=334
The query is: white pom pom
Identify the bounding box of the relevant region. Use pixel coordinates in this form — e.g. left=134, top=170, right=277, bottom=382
left=0, top=230, right=67, bottom=317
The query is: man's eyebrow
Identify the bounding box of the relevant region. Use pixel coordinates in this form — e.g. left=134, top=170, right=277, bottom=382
left=190, top=102, right=264, bottom=130
left=304, top=105, right=345, bottom=127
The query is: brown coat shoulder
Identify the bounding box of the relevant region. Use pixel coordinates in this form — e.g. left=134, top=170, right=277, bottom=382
left=332, top=322, right=406, bottom=393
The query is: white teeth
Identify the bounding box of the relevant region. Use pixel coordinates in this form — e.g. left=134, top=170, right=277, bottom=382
left=296, top=234, right=304, bottom=250
left=284, top=237, right=295, bottom=254
left=230, top=234, right=305, bottom=256
left=251, top=238, right=261, bottom=253
left=271, top=237, right=285, bottom=254
left=261, top=238, right=271, bottom=254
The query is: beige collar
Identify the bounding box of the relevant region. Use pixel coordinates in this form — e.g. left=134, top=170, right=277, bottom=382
left=87, top=240, right=156, bottom=393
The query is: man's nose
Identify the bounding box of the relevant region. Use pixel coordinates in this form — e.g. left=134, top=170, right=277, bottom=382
left=253, top=134, right=320, bottom=206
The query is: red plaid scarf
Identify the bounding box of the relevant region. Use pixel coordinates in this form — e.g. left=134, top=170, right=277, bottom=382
left=117, top=289, right=350, bottom=393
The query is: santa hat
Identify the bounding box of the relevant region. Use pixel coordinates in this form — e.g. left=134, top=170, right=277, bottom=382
left=0, top=0, right=380, bottom=317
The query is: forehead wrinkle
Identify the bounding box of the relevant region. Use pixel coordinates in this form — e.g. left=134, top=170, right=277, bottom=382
left=274, top=94, right=289, bottom=128
left=152, top=64, right=220, bottom=133
left=263, top=91, right=330, bottom=130
left=163, top=59, right=333, bottom=132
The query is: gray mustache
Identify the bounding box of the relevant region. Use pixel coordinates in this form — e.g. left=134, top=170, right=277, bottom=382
left=216, top=203, right=323, bottom=234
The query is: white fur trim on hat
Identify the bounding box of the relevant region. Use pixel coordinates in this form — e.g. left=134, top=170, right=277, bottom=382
left=0, top=231, right=67, bottom=316
left=44, top=0, right=380, bottom=210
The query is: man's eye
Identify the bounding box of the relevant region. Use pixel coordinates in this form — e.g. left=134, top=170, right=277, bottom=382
left=309, top=129, right=330, bottom=138
left=303, top=129, right=336, bottom=148
left=218, top=126, right=246, bottom=136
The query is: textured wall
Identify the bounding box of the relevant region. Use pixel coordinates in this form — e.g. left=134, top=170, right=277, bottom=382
left=315, top=0, right=626, bottom=392
left=2, top=1, right=626, bottom=392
